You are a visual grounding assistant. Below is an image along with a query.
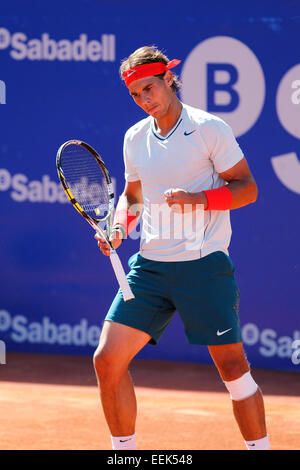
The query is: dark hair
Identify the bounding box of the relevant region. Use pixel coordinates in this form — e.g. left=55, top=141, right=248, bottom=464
left=119, top=45, right=181, bottom=93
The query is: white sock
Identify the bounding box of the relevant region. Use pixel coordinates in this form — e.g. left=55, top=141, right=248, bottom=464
left=245, top=435, right=270, bottom=450
left=111, top=433, right=136, bottom=450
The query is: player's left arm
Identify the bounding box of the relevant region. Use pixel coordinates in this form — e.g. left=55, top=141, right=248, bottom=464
left=218, top=156, right=258, bottom=209
left=164, top=157, right=258, bottom=211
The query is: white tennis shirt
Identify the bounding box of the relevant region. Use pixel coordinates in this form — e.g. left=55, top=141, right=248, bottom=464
left=123, top=103, right=244, bottom=262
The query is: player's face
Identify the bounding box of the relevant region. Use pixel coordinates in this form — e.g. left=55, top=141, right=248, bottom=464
left=128, top=72, right=174, bottom=119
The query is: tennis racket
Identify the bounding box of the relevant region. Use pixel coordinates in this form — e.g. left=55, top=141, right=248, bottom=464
left=56, top=139, right=134, bottom=302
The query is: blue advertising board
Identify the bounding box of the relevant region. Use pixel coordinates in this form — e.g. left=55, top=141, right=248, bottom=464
left=0, top=0, right=299, bottom=371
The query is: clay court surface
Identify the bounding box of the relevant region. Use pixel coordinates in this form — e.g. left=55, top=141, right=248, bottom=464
left=0, top=352, right=299, bottom=451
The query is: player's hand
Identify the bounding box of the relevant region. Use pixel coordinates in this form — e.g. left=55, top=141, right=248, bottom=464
left=94, top=229, right=123, bottom=256
left=164, top=188, right=195, bottom=213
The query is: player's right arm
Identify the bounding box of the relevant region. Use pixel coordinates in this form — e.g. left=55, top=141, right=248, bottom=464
left=95, top=180, right=143, bottom=256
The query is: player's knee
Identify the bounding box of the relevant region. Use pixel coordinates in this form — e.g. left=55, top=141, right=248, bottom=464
left=219, top=359, right=249, bottom=381
left=93, top=347, right=125, bottom=382
left=93, top=347, right=111, bottom=376
left=223, top=371, right=258, bottom=401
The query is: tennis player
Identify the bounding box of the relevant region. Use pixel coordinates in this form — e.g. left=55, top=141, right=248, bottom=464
left=93, top=46, right=270, bottom=451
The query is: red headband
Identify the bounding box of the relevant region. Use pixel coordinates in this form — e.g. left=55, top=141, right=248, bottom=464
left=122, top=59, right=181, bottom=87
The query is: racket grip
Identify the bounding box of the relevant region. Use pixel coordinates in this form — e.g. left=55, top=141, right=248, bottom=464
left=109, top=251, right=135, bottom=301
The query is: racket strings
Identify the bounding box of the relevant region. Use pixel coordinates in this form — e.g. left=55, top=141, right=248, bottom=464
left=60, top=144, right=110, bottom=218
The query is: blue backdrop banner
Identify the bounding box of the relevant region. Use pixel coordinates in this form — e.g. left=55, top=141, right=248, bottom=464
left=0, top=0, right=299, bottom=371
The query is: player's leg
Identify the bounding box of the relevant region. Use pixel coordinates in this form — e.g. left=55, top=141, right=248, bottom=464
left=171, top=251, right=269, bottom=450
left=208, top=342, right=269, bottom=449
left=93, top=320, right=151, bottom=448
left=94, top=252, right=176, bottom=449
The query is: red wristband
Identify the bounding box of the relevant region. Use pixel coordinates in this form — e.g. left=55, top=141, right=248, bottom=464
left=113, top=209, right=137, bottom=237
left=203, top=186, right=232, bottom=211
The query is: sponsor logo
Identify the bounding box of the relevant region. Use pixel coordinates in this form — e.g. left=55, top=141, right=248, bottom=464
left=291, top=340, right=300, bottom=365
left=180, top=36, right=300, bottom=195
left=0, top=168, right=68, bottom=203
left=0, top=27, right=115, bottom=62
left=0, top=340, right=6, bottom=364
left=0, top=168, right=117, bottom=204
left=291, top=80, right=300, bottom=105
left=217, top=328, right=232, bottom=336
left=181, top=36, right=265, bottom=138
left=0, top=310, right=101, bottom=348
left=67, top=177, right=110, bottom=209
left=276, top=65, right=300, bottom=139
left=0, top=79, right=6, bottom=104
left=273, top=65, right=300, bottom=193
left=271, top=152, right=300, bottom=195
left=242, top=323, right=300, bottom=361
left=184, top=130, right=196, bottom=136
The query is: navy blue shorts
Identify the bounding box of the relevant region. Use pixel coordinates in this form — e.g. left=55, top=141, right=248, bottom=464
left=105, top=251, right=241, bottom=346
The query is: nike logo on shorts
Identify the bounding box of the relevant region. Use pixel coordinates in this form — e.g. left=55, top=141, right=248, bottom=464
left=217, top=328, right=232, bottom=336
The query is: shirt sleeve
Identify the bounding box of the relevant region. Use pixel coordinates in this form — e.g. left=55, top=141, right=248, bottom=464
left=123, top=133, right=140, bottom=182
left=202, top=118, right=244, bottom=174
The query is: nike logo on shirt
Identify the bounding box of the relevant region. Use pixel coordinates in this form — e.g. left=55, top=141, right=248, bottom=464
left=184, top=130, right=196, bottom=136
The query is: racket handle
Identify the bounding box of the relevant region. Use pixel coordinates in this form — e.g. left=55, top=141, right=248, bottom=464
left=109, top=251, right=135, bottom=302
